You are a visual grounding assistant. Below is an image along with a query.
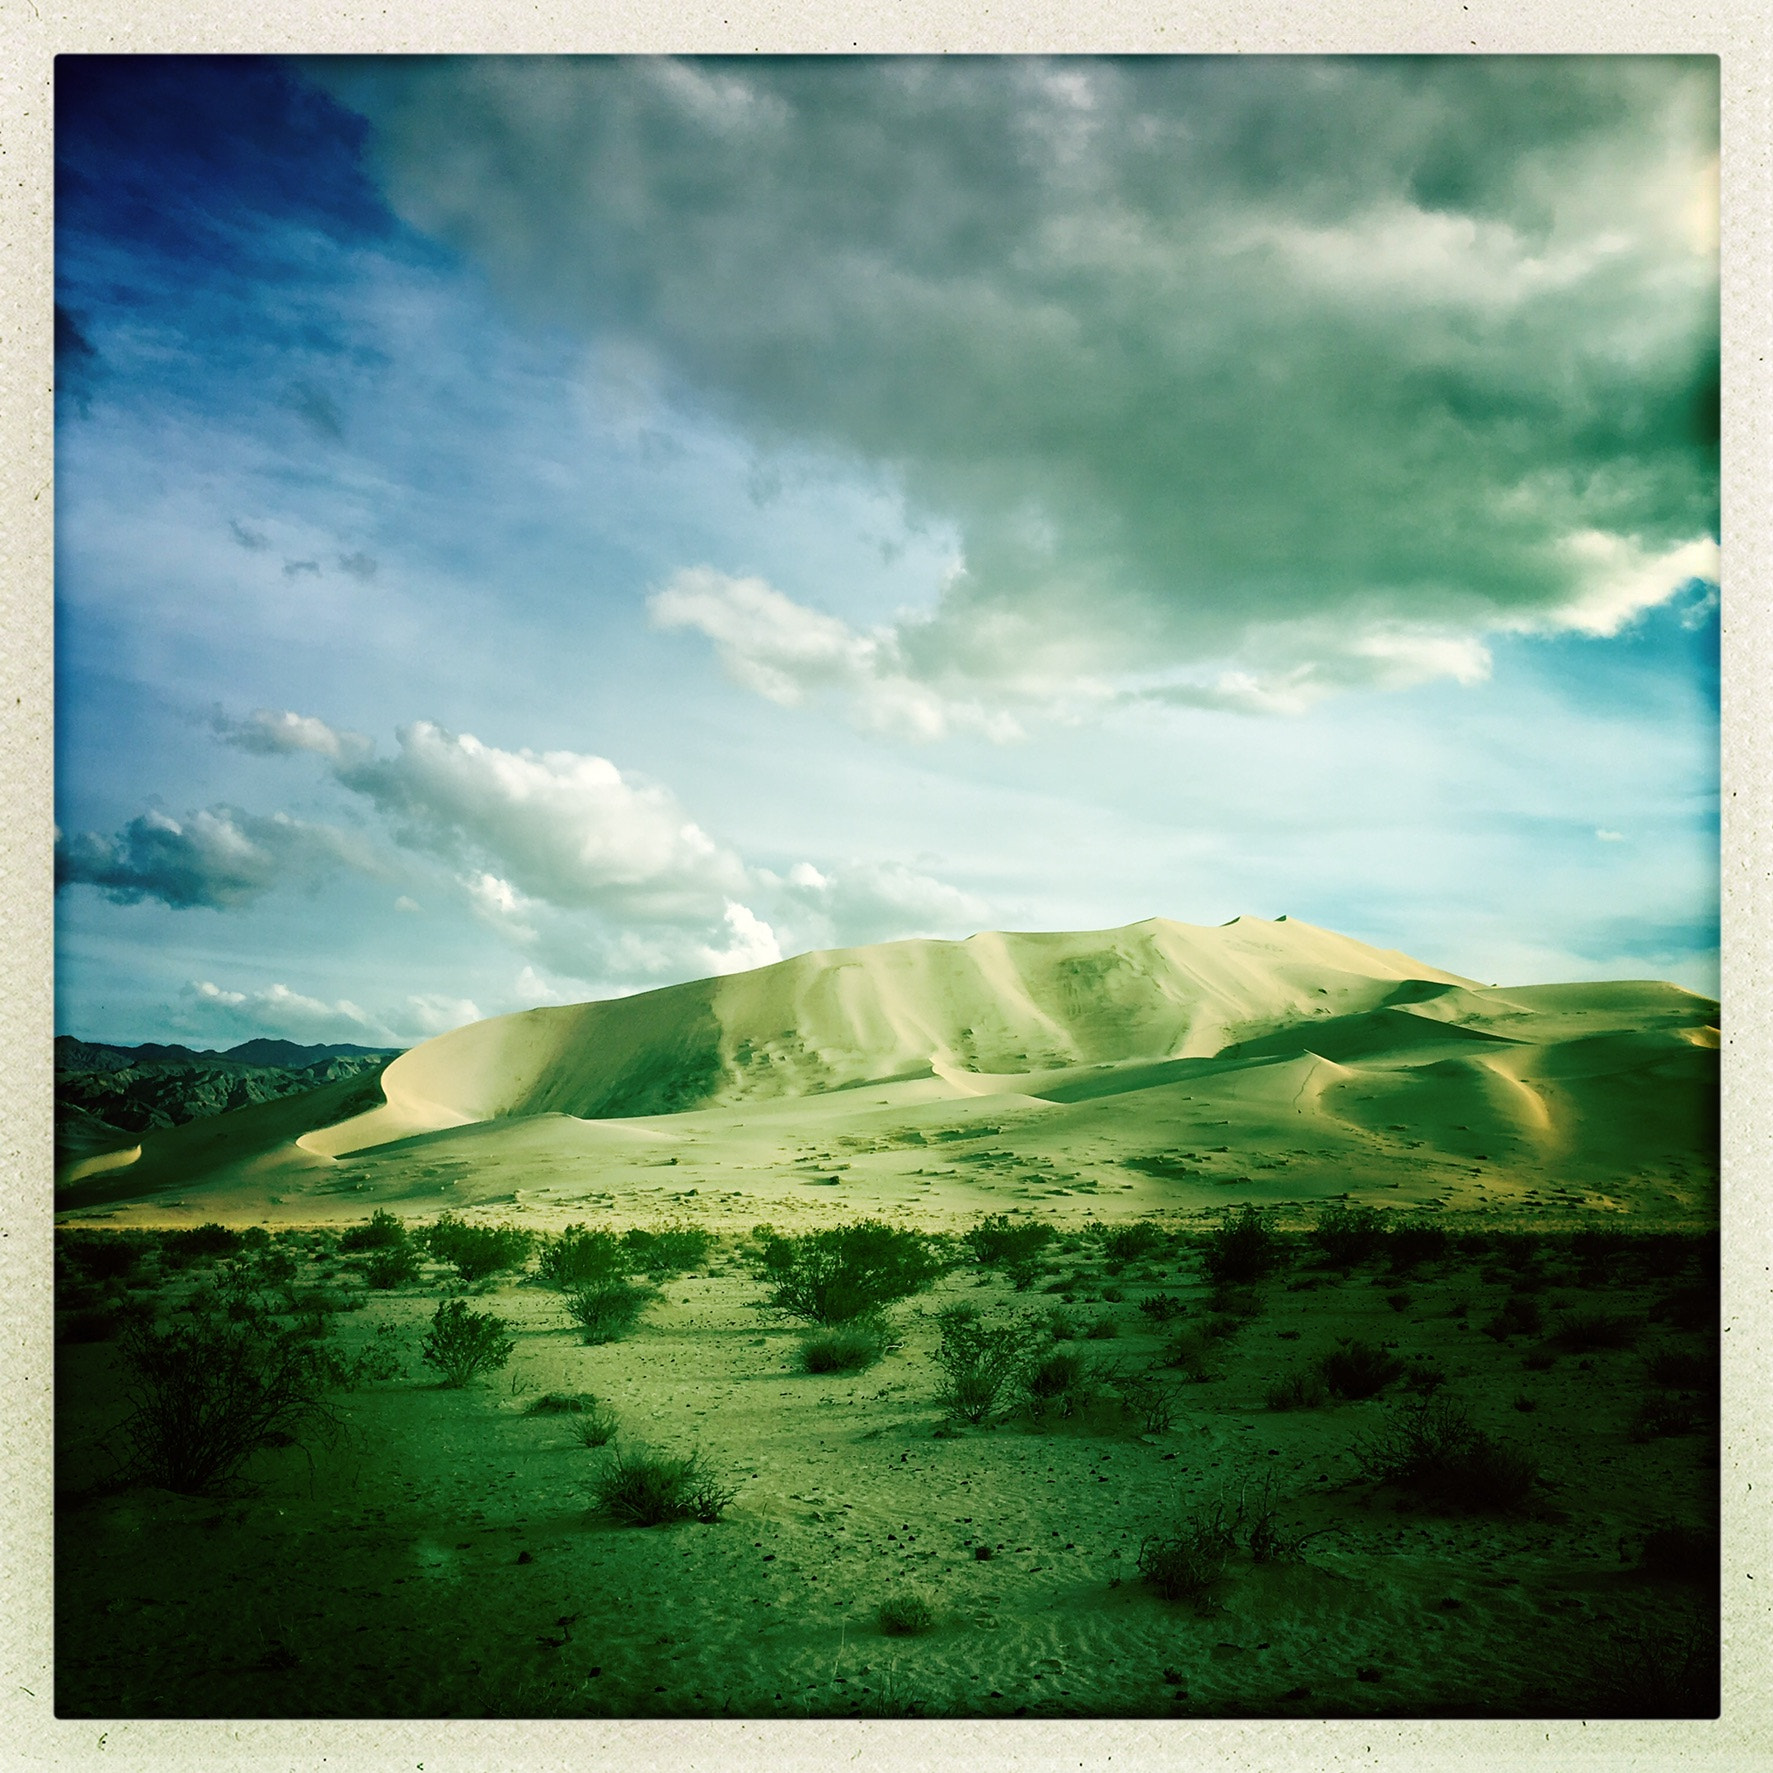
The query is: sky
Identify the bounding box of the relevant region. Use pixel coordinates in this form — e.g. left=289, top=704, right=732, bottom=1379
left=53, top=55, right=1721, bottom=1050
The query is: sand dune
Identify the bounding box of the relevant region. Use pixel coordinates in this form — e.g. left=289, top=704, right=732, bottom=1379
left=57, top=916, right=1717, bottom=1228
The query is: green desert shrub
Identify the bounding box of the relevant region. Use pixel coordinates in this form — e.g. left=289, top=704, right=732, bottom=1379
left=530, top=1390, right=600, bottom=1414
left=1161, top=1328, right=1216, bottom=1381
left=1386, top=1221, right=1450, bottom=1272
left=1644, top=1347, right=1714, bottom=1390
left=622, top=1222, right=713, bottom=1276
left=1266, top=1369, right=1329, bottom=1411
left=338, top=1209, right=408, bottom=1253
left=1551, top=1311, right=1640, bottom=1353
left=158, top=1224, right=245, bottom=1268
left=1481, top=1294, right=1544, bottom=1340
left=1084, top=1314, right=1121, bottom=1340
left=1402, top=1358, right=1449, bottom=1395
left=1356, top=1394, right=1540, bottom=1512
left=1200, top=1206, right=1284, bottom=1285
left=115, top=1299, right=344, bottom=1493
left=1138, top=1292, right=1187, bottom=1326
left=877, top=1592, right=935, bottom=1636
left=799, top=1319, right=888, bottom=1373
left=1632, top=1392, right=1706, bottom=1441
left=932, top=1306, right=1035, bottom=1425
left=966, top=1213, right=1054, bottom=1268
left=589, top=1445, right=735, bottom=1525
left=423, top=1214, right=533, bottom=1285
left=1024, top=1347, right=1095, bottom=1420
left=362, top=1244, right=421, bottom=1290
left=61, top=1233, right=150, bottom=1284
left=1046, top=1305, right=1079, bottom=1341
left=750, top=1220, right=953, bottom=1325
left=420, top=1298, right=516, bottom=1386
left=564, top=1280, right=653, bottom=1345
left=1115, top=1366, right=1180, bottom=1432
left=1137, top=1505, right=1237, bottom=1600
left=535, top=1223, right=627, bottom=1289
left=1103, top=1220, right=1168, bottom=1264
left=571, top=1404, right=620, bottom=1448
left=1309, top=1204, right=1388, bottom=1270
left=1587, top=1618, right=1720, bottom=1717
left=1207, top=1283, right=1263, bottom=1320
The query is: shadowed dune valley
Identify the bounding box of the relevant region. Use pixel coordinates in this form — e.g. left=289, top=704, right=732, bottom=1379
left=53, top=916, right=1721, bottom=1720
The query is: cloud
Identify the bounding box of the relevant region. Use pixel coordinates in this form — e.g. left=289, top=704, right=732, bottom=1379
left=215, top=706, right=375, bottom=765
left=648, top=567, right=1023, bottom=741
left=320, top=56, right=1719, bottom=723
left=185, top=978, right=399, bottom=1044
left=778, top=857, right=991, bottom=948
left=55, top=806, right=368, bottom=909
left=313, top=717, right=751, bottom=920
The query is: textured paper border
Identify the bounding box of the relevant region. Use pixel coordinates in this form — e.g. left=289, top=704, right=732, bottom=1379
left=3, top=8, right=1767, bottom=1769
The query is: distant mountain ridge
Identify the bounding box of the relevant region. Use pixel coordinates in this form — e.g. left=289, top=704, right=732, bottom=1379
left=56, top=1036, right=402, bottom=1073
left=54, top=1036, right=404, bottom=1164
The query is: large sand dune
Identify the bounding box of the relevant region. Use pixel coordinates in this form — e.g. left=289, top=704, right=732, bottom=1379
left=56, top=916, right=1718, bottom=1227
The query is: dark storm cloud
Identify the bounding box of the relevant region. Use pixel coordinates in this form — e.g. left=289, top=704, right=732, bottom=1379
left=54, top=805, right=368, bottom=909
left=316, top=55, right=1718, bottom=713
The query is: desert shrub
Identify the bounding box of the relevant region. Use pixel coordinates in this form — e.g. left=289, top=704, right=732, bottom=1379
left=1587, top=1618, right=1719, bottom=1717
left=1552, top=1312, right=1640, bottom=1352
left=1356, top=1394, right=1540, bottom=1512
left=535, top=1223, right=627, bottom=1289
left=248, top=1245, right=300, bottom=1285
left=1316, top=1339, right=1402, bottom=1400
left=1138, top=1292, right=1187, bottom=1326
left=1385, top=1221, right=1450, bottom=1272
left=532, top=1391, right=620, bottom=1445
left=62, top=1233, right=149, bottom=1284
left=1639, top=1524, right=1717, bottom=1584
left=530, top=1390, right=599, bottom=1414
left=1309, top=1204, right=1388, bottom=1271
left=1569, top=1225, right=1629, bottom=1271
left=932, top=1306, right=1035, bottom=1425
left=420, top=1298, right=516, bottom=1386
left=116, top=1299, right=343, bottom=1493
left=1006, top=1259, right=1042, bottom=1292
left=571, top=1404, right=620, bottom=1447
left=966, top=1214, right=1054, bottom=1268
left=338, top=1210, right=408, bottom=1253
left=1084, top=1314, right=1121, bottom=1341
left=1024, top=1347, right=1095, bottom=1420
left=1207, top=1283, right=1263, bottom=1320
left=565, top=1281, right=652, bottom=1345
left=1632, top=1392, right=1705, bottom=1441
left=751, top=1220, right=953, bottom=1325
left=322, top=1322, right=405, bottom=1389
left=1632, top=1232, right=1697, bottom=1280
left=362, top=1245, right=421, bottom=1290
left=622, top=1222, right=713, bottom=1277
left=877, top=1592, right=935, bottom=1636
left=1644, top=1347, right=1714, bottom=1389
left=1103, top=1221, right=1168, bottom=1264
left=589, top=1445, right=735, bottom=1525
left=1045, top=1305, right=1079, bottom=1341
left=159, top=1224, right=245, bottom=1267
left=1267, top=1369, right=1329, bottom=1411
left=799, top=1320, right=887, bottom=1373
left=1402, top=1358, right=1448, bottom=1396
left=1161, top=1328, right=1216, bottom=1380
left=1385, top=1290, right=1413, bottom=1312
left=423, top=1214, right=533, bottom=1285
left=1138, top=1518, right=1231, bottom=1600
left=1482, top=1295, right=1544, bottom=1340
left=1656, top=1283, right=1718, bottom=1333
left=1135, top=1485, right=1307, bottom=1599
left=1492, top=1232, right=1539, bottom=1272
left=1116, top=1367, right=1180, bottom=1432
left=1201, top=1206, right=1284, bottom=1285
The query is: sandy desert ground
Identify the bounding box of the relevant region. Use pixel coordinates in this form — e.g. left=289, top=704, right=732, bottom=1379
left=52, top=917, right=1719, bottom=1719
